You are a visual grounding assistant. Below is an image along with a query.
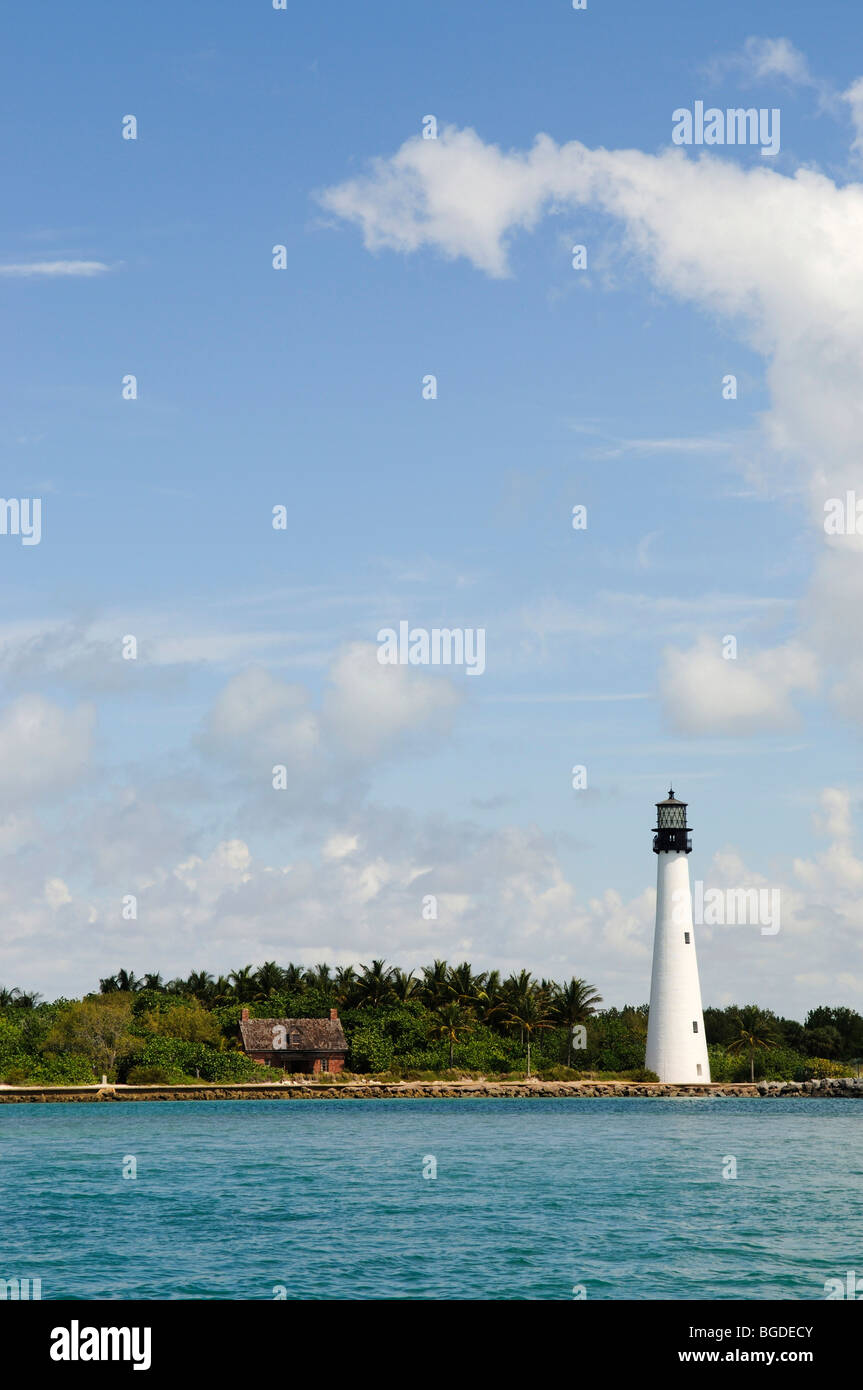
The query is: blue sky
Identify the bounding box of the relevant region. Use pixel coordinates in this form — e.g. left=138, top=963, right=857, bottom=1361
left=1, top=1, right=861, bottom=1013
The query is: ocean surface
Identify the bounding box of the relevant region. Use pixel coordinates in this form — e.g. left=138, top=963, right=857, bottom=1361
left=2, top=1097, right=861, bottom=1300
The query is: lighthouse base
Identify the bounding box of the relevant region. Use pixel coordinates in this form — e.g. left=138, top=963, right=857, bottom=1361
left=645, top=851, right=711, bottom=1084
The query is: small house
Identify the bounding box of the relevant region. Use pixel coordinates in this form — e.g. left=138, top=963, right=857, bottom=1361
left=239, top=1007, right=348, bottom=1074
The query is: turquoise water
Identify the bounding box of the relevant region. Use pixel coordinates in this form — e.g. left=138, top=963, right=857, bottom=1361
left=2, top=1097, right=861, bottom=1300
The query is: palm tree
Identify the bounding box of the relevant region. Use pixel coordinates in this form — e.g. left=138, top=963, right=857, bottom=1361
left=501, top=970, right=538, bottom=1044
left=114, top=969, right=143, bottom=993
left=334, top=966, right=358, bottom=1007
left=555, top=978, right=604, bottom=1066
left=303, top=963, right=334, bottom=991
left=0, top=985, right=22, bottom=1006
left=726, top=1007, right=779, bottom=1082
left=420, top=960, right=450, bottom=1009
left=476, top=970, right=504, bottom=1027
left=142, top=973, right=165, bottom=992
left=255, top=961, right=286, bottom=998
left=228, top=965, right=259, bottom=1003
left=447, top=962, right=487, bottom=1005
left=185, top=971, right=215, bottom=1002
left=434, top=1003, right=473, bottom=1067
left=212, top=976, right=232, bottom=1004
left=391, top=969, right=420, bottom=1001
left=98, top=975, right=120, bottom=994
left=354, top=959, right=394, bottom=1007
left=281, top=964, right=306, bottom=993
left=14, top=991, right=42, bottom=1009
left=504, top=993, right=555, bottom=1076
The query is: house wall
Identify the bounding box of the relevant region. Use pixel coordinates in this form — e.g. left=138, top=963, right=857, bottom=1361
left=250, top=1053, right=346, bottom=1074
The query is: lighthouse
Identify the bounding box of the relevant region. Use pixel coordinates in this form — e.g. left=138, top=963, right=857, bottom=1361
left=645, top=789, right=710, bottom=1084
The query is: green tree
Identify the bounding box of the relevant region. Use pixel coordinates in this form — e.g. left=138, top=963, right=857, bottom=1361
left=555, top=978, right=603, bottom=1066
left=135, top=999, right=221, bottom=1044
left=281, top=964, right=307, bottom=993
left=355, top=960, right=394, bottom=1007
left=726, top=1008, right=779, bottom=1082
left=43, top=997, right=136, bottom=1078
left=447, top=962, right=487, bottom=1006
left=504, top=993, right=555, bottom=1076
left=433, top=1003, right=473, bottom=1066
left=391, top=969, right=420, bottom=1001
left=334, top=966, right=357, bottom=1007
left=420, top=960, right=450, bottom=1009
left=302, top=963, right=334, bottom=992
left=184, top=971, right=215, bottom=1002
left=228, top=965, right=259, bottom=1003
left=255, top=961, right=287, bottom=998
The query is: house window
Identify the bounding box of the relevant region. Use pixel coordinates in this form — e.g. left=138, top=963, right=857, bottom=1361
left=684, top=932, right=690, bottom=944
left=319, top=1060, right=330, bottom=1073
left=696, top=1064, right=702, bottom=1076
left=290, top=1032, right=300, bottom=1046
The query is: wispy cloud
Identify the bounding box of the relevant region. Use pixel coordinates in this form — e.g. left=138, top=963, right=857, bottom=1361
left=586, top=435, right=733, bottom=461
left=0, top=260, right=110, bottom=278
left=485, top=692, right=651, bottom=704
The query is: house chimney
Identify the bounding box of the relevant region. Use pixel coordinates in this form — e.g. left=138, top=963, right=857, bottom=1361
left=241, top=1008, right=249, bottom=1021
left=330, top=1008, right=338, bottom=1020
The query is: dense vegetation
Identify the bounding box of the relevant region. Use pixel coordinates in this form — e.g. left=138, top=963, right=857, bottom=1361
left=0, top=964, right=860, bottom=1084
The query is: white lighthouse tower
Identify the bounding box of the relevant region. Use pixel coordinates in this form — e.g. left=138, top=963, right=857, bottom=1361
left=645, top=789, right=710, bottom=1084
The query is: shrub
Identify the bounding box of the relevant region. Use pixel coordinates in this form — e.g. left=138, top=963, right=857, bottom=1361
left=802, top=1057, right=849, bottom=1079
left=29, top=1054, right=97, bottom=1084
left=348, top=1026, right=394, bottom=1073
left=199, top=1051, right=258, bottom=1082
left=133, top=999, right=221, bottom=1045
left=126, top=1065, right=179, bottom=1084
left=2, top=1066, right=29, bottom=1085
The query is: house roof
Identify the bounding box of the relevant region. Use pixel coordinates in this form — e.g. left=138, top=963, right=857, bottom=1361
left=240, top=1017, right=348, bottom=1054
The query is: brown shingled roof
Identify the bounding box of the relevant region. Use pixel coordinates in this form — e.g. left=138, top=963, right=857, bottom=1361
left=240, top=1017, right=348, bottom=1053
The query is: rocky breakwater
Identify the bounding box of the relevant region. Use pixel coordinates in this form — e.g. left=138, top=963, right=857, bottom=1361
left=1, top=1077, right=862, bottom=1102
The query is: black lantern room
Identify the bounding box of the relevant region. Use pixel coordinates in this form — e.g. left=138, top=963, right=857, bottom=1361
left=653, top=788, right=692, bottom=854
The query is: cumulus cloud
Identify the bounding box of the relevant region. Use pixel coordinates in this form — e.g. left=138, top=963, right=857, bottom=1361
left=659, top=636, right=818, bottom=734
left=322, top=641, right=462, bottom=758
left=204, top=666, right=320, bottom=768
left=0, top=695, right=94, bottom=798
left=203, top=641, right=462, bottom=776
left=320, top=122, right=863, bottom=727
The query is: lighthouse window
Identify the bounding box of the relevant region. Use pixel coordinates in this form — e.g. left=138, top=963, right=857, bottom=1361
left=684, top=932, right=690, bottom=944
left=697, top=1064, right=702, bottom=1076
left=692, top=1021, right=698, bottom=1033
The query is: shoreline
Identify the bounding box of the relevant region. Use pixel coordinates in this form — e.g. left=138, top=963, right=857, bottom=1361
left=1, top=1077, right=861, bottom=1103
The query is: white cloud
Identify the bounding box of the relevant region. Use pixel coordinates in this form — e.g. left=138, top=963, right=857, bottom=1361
left=322, top=641, right=462, bottom=758
left=0, top=261, right=110, bottom=277
left=44, top=878, right=72, bottom=909
left=842, top=76, right=863, bottom=155
left=204, top=666, right=320, bottom=767
left=203, top=642, right=462, bottom=775
left=0, top=695, right=94, bottom=798
left=659, top=636, right=817, bottom=733
left=730, top=36, right=813, bottom=85
left=321, top=123, right=863, bottom=724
